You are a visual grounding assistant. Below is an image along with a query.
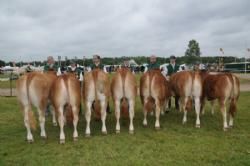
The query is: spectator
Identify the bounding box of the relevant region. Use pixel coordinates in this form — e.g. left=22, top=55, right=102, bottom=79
left=167, top=55, right=180, bottom=111
left=44, top=56, right=58, bottom=72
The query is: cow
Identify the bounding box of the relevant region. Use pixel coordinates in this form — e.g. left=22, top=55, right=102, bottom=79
left=50, top=73, right=81, bottom=143
left=16, top=71, right=57, bottom=143
left=201, top=72, right=240, bottom=131
left=140, top=69, right=171, bottom=129
left=83, top=69, right=110, bottom=136
left=111, top=68, right=137, bottom=134
left=170, top=70, right=206, bottom=128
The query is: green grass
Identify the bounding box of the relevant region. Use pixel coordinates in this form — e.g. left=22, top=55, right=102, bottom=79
left=0, top=80, right=16, bottom=89
left=239, top=78, right=250, bottom=84
left=0, top=92, right=250, bottom=166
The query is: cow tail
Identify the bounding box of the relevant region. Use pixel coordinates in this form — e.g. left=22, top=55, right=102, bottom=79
left=121, top=71, right=129, bottom=117
left=229, top=74, right=237, bottom=117
left=26, top=74, right=37, bottom=130
left=92, top=71, right=101, bottom=119
left=146, top=71, right=154, bottom=113
left=64, top=76, right=74, bottom=125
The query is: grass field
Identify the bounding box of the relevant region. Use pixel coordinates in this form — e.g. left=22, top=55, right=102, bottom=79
left=0, top=92, right=250, bottom=166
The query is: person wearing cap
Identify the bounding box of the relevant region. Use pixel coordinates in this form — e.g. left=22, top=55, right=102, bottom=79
left=167, top=55, right=179, bottom=76
left=67, top=60, right=82, bottom=78
left=147, top=55, right=160, bottom=71
left=25, top=63, right=33, bottom=73
left=44, top=56, right=58, bottom=72
left=167, top=55, right=180, bottom=111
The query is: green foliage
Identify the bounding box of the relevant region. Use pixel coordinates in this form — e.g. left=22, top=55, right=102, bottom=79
left=185, top=39, right=201, bottom=57
left=0, top=60, right=5, bottom=67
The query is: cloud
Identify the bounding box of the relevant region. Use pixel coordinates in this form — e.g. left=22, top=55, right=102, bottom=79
left=0, top=0, right=250, bottom=62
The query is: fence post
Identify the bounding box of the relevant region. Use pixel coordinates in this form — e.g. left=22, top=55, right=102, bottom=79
left=10, top=72, right=12, bottom=97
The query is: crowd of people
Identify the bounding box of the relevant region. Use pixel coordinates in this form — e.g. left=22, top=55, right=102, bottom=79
left=36, top=54, right=184, bottom=79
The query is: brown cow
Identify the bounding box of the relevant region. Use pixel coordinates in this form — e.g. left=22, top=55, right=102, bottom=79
left=16, top=71, right=57, bottom=143
left=201, top=72, right=240, bottom=130
left=140, top=70, right=171, bottom=129
left=170, top=71, right=205, bottom=128
left=83, top=69, right=110, bottom=136
left=111, top=68, right=137, bottom=134
left=50, top=73, right=80, bottom=143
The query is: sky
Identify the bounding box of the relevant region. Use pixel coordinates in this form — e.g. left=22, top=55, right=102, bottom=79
left=0, top=0, right=250, bottom=62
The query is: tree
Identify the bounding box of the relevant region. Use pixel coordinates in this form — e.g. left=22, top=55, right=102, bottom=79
left=185, top=39, right=201, bottom=57
left=0, top=60, right=5, bottom=67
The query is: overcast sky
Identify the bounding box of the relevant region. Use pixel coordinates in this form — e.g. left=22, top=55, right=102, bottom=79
left=0, top=0, right=250, bottom=62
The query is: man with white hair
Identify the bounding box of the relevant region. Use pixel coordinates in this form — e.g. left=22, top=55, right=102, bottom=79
left=44, top=56, right=58, bottom=72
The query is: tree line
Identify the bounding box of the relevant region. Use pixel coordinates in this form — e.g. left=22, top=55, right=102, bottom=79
left=1, top=40, right=248, bottom=67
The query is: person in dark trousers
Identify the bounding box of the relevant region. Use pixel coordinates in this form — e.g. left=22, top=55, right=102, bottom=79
left=43, top=56, right=58, bottom=116
left=90, top=55, right=111, bottom=114
left=167, top=55, right=180, bottom=111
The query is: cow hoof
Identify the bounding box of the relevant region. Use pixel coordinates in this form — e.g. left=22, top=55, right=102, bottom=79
left=85, top=134, right=91, bottom=138
left=41, top=136, right=47, bottom=140
left=102, top=131, right=108, bottom=135
left=155, top=126, right=160, bottom=130
left=73, top=137, right=78, bottom=142
left=116, top=130, right=120, bottom=134
left=27, top=139, right=34, bottom=144
left=59, top=139, right=65, bottom=144
left=195, top=124, right=200, bottom=128
left=53, top=122, right=57, bottom=127
left=129, top=130, right=134, bottom=135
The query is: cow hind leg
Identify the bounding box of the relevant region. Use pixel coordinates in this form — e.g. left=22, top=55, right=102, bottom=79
left=194, top=97, right=201, bottom=128
left=115, top=99, right=121, bottom=133
left=219, top=99, right=228, bottom=131
left=24, top=105, right=34, bottom=143
left=38, top=107, right=46, bottom=139
left=72, top=105, right=79, bottom=141
left=182, top=97, right=188, bottom=124
left=155, top=99, right=161, bottom=130
left=58, top=106, right=65, bottom=144
left=85, top=101, right=92, bottom=137
left=229, top=99, right=237, bottom=128
left=128, top=99, right=135, bottom=134
left=143, top=98, right=148, bottom=127
left=51, top=107, right=57, bottom=126
left=100, top=100, right=107, bottom=135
